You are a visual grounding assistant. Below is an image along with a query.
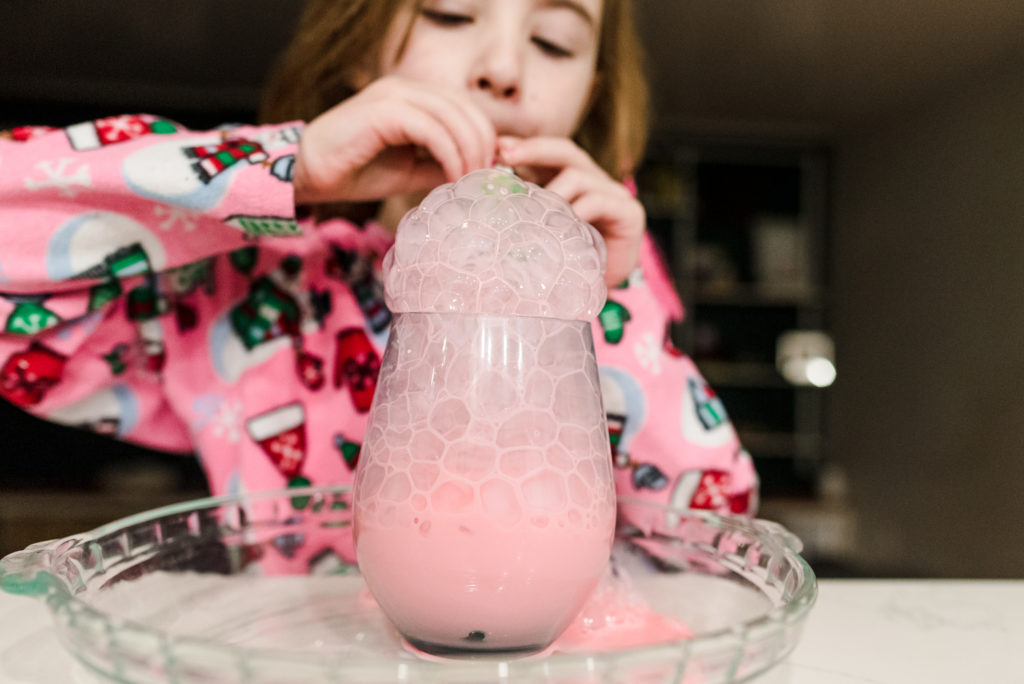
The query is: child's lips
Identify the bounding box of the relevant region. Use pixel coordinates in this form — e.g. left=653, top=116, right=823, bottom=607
left=494, top=126, right=528, bottom=138
left=486, top=113, right=534, bottom=139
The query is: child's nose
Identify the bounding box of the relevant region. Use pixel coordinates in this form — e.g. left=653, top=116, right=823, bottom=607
left=471, top=39, right=523, bottom=100
left=476, top=74, right=518, bottom=100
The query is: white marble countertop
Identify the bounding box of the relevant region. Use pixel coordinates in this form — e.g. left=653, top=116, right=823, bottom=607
left=1, top=579, right=1022, bottom=683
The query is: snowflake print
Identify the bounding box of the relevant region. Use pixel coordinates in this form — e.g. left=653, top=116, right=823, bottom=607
left=634, top=332, right=663, bottom=375
left=210, top=400, right=244, bottom=442
left=692, top=471, right=730, bottom=509
left=4, top=126, right=56, bottom=142
left=154, top=205, right=200, bottom=231
left=24, top=158, right=92, bottom=198
left=95, top=115, right=148, bottom=142
left=255, top=126, right=302, bottom=151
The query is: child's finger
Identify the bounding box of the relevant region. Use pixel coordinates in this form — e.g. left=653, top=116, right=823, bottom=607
left=405, top=87, right=494, bottom=176
left=571, top=190, right=632, bottom=232
left=498, top=135, right=600, bottom=175
left=544, top=167, right=595, bottom=205
left=366, top=144, right=448, bottom=197
left=571, top=191, right=645, bottom=286
left=382, top=104, right=466, bottom=182
left=436, top=90, right=496, bottom=171
left=401, top=94, right=475, bottom=179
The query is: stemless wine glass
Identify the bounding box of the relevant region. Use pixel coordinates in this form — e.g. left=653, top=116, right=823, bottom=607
left=353, top=168, right=616, bottom=656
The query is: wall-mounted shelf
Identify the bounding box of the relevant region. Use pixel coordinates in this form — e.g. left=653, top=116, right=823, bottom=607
left=693, top=285, right=824, bottom=308
left=638, top=141, right=831, bottom=500
left=697, top=360, right=786, bottom=388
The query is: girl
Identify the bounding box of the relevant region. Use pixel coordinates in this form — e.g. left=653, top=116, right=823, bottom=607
left=0, top=0, right=757, bottom=551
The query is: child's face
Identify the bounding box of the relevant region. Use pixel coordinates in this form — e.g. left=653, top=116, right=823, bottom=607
left=379, top=0, right=602, bottom=140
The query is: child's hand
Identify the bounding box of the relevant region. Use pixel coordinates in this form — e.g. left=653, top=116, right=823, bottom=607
left=293, top=76, right=496, bottom=205
left=497, top=136, right=645, bottom=287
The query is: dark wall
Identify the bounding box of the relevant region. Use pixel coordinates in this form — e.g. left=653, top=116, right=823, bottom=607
left=831, top=58, right=1024, bottom=577
left=0, top=1, right=303, bottom=128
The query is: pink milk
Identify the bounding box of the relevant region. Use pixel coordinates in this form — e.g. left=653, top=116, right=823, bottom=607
left=357, top=508, right=613, bottom=653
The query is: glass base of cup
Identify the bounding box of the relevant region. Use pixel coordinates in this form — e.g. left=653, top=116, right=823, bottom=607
left=403, top=634, right=547, bottom=659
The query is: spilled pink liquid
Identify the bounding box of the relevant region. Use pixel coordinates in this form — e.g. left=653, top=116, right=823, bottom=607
left=354, top=556, right=694, bottom=660
left=551, top=568, right=694, bottom=653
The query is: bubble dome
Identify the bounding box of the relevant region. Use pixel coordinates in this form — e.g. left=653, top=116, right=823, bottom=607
left=382, top=167, right=608, bottom=320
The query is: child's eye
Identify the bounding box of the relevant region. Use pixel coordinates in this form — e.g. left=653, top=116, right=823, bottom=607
left=421, top=8, right=474, bottom=27
left=533, top=37, right=573, bottom=58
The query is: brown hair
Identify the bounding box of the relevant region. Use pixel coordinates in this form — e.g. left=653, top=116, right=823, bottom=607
left=261, top=0, right=648, bottom=179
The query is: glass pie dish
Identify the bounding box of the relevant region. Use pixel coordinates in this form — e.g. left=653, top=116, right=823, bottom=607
left=0, top=485, right=816, bottom=683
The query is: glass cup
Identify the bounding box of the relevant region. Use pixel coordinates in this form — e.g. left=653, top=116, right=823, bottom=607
left=354, top=312, right=616, bottom=655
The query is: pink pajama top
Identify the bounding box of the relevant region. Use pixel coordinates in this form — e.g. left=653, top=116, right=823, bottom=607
left=0, top=116, right=757, bottom=550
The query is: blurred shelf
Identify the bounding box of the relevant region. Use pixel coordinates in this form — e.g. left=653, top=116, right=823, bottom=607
left=638, top=143, right=831, bottom=499
left=644, top=207, right=694, bottom=223
left=0, top=488, right=208, bottom=557
left=697, top=360, right=786, bottom=388
left=693, top=284, right=823, bottom=308
left=758, top=497, right=858, bottom=561
left=739, top=429, right=822, bottom=458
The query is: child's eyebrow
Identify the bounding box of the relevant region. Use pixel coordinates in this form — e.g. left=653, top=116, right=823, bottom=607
left=541, top=0, right=596, bottom=28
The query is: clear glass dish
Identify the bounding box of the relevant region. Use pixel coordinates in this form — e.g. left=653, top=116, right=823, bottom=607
left=0, top=485, right=816, bottom=683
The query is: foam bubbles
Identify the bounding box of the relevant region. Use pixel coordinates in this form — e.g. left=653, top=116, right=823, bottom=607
left=356, top=168, right=616, bottom=536
left=385, top=168, right=607, bottom=320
